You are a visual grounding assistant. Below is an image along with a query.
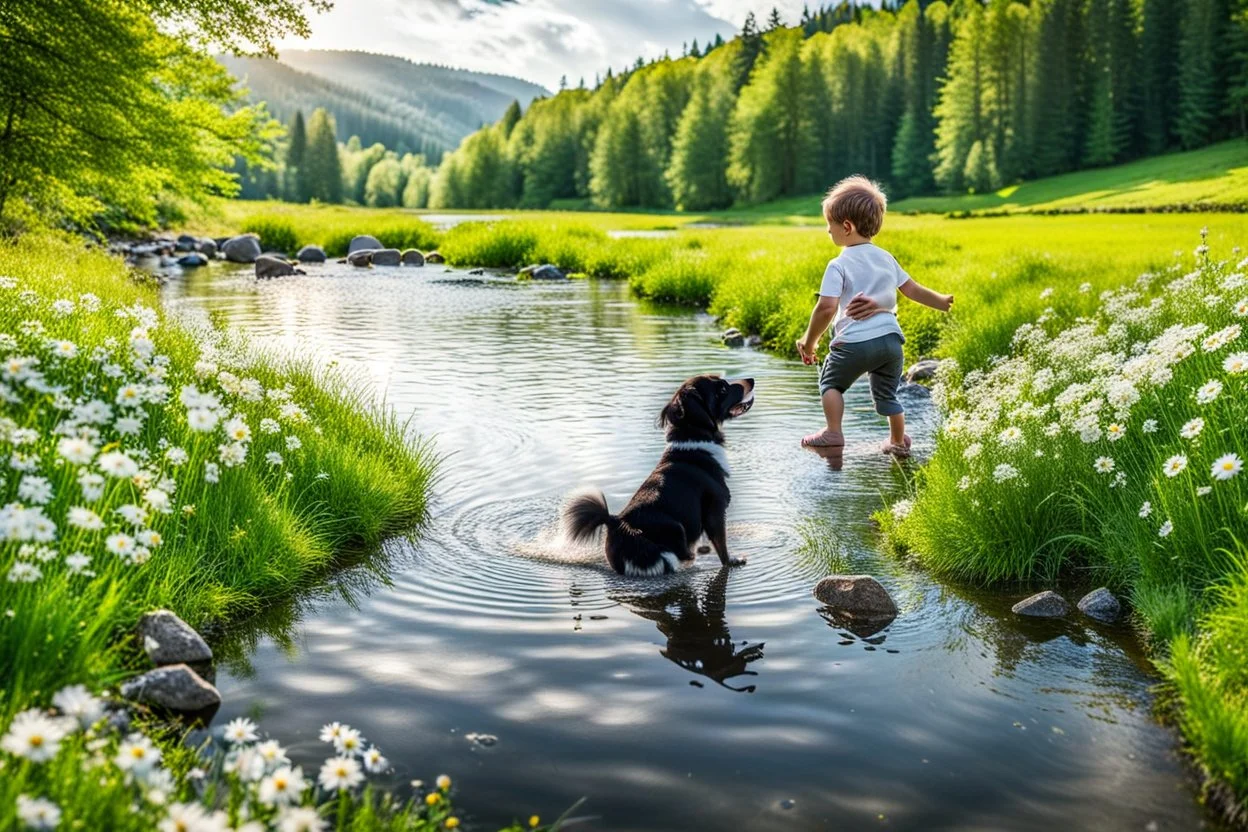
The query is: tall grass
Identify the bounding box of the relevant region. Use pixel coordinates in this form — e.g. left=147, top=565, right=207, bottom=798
left=0, top=236, right=541, bottom=829
left=237, top=207, right=439, bottom=257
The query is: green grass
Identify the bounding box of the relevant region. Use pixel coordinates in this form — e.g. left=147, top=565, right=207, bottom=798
left=0, top=235, right=542, bottom=830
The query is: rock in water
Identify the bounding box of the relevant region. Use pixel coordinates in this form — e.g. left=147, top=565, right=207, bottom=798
left=255, top=255, right=299, bottom=279
left=197, top=238, right=217, bottom=258
left=745, top=334, right=763, bottom=347
left=176, top=253, right=207, bottom=268
left=138, top=609, right=212, bottom=665
left=347, top=250, right=373, bottom=268
left=1077, top=587, right=1121, bottom=622
left=813, top=575, right=897, bottom=617
left=905, top=359, right=940, bottom=383
left=120, top=664, right=221, bottom=712
left=175, top=234, right=197, bottom=252
left=1011, top=590, right=1071, bottom=618
left=347, top=235, right=382, bottom=254
left=370, top=248, right=401, bottom=266
left=296, top=244, right=327, bottom=263
left=221, top=235, right=262, bottom=263
left=425, top=250, right=445, bottom=264
left=401, top=249, right=425, bottom=266
left=722, top=328, right=745, bottom=348
left=520, top=263, right=565, bottom=280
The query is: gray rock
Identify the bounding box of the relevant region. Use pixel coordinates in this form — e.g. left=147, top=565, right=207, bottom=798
left=1011, top=590, right=1071, bottom=618
left=255, top=255, right=301, bottom=279
left=347, top=235, right=382, bottom=254
left=813, top=575, right=898, bottom=617
left=905, top=359, right=940, bottom=383
left=370, top=248, right=401, bottom=266
left=425, top=250, right=445, bottom=264
left=120, top=664, right=221, bottom=712
left=175, top=234, right=198, bottom=252
left=467, top=268, right=485, bottom=276
left=1077, top=587, right=1121, bottom=622
left=348, top=250, right=373, bottom=268
left=745, top=334, right=763, bottom=348
left=401, top=249, right=425, bottom=266
left=176, top=253, right=208, bottom=268
left=221, top=234, right=262, bottom=263
left=722, top=328, right=745, bottom=348
left=197, top=238, right=217, bottom=258
left=296, top=244, right=326, bottom=263
left=897, top=381, right=932, bottom=399
left=138, top=610, right=212, bottom=665
left=520, top=263, right=565, bottom=281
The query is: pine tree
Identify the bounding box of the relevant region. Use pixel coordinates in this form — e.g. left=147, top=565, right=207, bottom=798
left=1177, top=0, right=1230, bottom=148
left=303, top=108, right=343, bottom=204
left=1137, top=0, right=1182, bottom=153
left=284, top=110, right=307, bottom=202
left=500, top=100, right=523, bottom=139
left=767, top=7, right=784, bottom=30
left=734, top=12, right=765, bottom=89
left=690, top=39, right=701, bottom=58
left=666, top=45, right=738, bottom=210
left=1026, top=0, right=1084, bottom=177
left=933, top=1, right=988, bottom=191
left=1081, top=0, right=1135, bottom=166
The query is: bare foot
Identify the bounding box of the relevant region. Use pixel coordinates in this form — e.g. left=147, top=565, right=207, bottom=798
left=801, top=429, right=845, bottom=448
left=880, top=434, right=913, bottom=457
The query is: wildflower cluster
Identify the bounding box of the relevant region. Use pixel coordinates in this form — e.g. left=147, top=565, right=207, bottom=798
left=0, top=685, right=480, bottom=831
left=1, top=277, right=313, bottom=590
left=895, top=230, right=1246, bottom=590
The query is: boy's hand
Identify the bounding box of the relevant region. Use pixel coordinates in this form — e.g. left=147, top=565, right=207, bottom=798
left=845, top=292, right=881, bottom=320
left=937, top=293, right=954, bottom=312
left=796, top=339, right=817, bottom=365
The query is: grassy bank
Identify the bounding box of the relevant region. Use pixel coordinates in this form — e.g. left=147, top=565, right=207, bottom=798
left=0, top=236, right=540, bottom=830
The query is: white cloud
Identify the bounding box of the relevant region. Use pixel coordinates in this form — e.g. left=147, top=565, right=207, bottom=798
left=276, top=0, right=845, bottom=89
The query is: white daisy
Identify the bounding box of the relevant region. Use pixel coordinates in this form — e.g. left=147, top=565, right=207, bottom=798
left=97, top=451, right=138, bottom=479
left=105, top=533, right=136, bottom=557
left=362, top=746, right=388, bottom=774
left=993, top=463, right=1020, bottom=483
left=115, top=734, right=161, bottom=774
left=998, top=426, right=1023, bottom=446
left=317, top=756, right=363, bottom=791
left=8, top=562, right=43, bottom=583
left=277, top=807, right=325, bottom=832
left=15, top=795, right=62, bottom=830
left=1094, top=457, right=1115, bottom=474
left=259, top=766, right=306, bottom=806
left=64, top=552, right=93, bottom=575
left=186, top=408, right=218, bottom=433
left=1138, top=501, right=1152, bottom=518
left=56, top=437, right=97, bottom=465
left=52, top=684, right=105, bottom=728
left=1180, top=418, right=1205, bottom=440
left=67, top=507, right=104, bottom=531
left=1195, top=379, right=1223, bottom=404
left=1163, top=455, right=1188, bottom=477
left=1224, top=352, right=1247, bottom=374
left=333, top=726, right=363, bottom=756
left=1106, top=423, right=1125, bottom=442
left=1, top=709, right=68, bottom=762
left=223, top=717, right=259, bottom=744
left=1142, top=419, right=1158, bottom=434
left=319, top=722, right=345, bottom=744
left=1211, top=453, right=1243, bottom=481
left=1158, top=520, right=1173, bottom=538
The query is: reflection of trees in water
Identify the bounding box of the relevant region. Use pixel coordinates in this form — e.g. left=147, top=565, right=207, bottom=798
left=611, top=567, right=764, bottom=692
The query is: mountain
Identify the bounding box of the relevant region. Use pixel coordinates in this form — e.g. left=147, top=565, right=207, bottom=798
left=218, top=50, right=548, bottom=161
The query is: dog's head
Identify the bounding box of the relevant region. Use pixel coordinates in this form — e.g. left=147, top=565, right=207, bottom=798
left=658, top=375, right=755, bottom=441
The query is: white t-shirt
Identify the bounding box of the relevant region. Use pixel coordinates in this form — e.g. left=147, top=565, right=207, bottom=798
left=818, top=243, right=911, bottom=344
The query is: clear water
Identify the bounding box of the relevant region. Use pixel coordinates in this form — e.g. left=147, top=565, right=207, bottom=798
left=162, top=264, right=1214, bottom=832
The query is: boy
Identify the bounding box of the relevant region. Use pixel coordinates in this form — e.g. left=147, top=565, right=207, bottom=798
left=796, top=176, right=953, bottom=456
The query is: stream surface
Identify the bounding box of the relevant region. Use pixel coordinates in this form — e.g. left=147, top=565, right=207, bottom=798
left=162, top=263, right=1215, bottom=832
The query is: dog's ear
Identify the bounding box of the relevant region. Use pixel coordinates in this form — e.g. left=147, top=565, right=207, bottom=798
left=658, top=388, right=686, bottom=428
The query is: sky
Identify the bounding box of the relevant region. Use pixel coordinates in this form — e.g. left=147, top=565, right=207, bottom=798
left=275, top=0, right=829, bottom=91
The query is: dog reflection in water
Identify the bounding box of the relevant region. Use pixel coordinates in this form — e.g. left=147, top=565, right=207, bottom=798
left=611, top=567, right=763, bottom=692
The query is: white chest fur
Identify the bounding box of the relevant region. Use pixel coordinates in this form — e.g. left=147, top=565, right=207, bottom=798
left=665, top=441, right=730, bottom=476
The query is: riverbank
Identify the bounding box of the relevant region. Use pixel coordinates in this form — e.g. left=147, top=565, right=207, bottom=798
left=191, top=201, right=1248, bottom=823
left=0, top=235, right=539, bottom=830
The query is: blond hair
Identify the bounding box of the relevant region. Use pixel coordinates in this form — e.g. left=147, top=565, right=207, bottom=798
left=821, top=175, right=888, bottom=238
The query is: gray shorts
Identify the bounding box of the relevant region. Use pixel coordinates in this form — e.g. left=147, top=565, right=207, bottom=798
left=819, top=332, right=905, bottom=416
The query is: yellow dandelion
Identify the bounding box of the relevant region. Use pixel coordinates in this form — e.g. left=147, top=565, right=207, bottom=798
left=446, top=819, right=460, bottom=829
left=530, top=816, right=541, bottom=828
left=426, top=793, right=441, bottom=806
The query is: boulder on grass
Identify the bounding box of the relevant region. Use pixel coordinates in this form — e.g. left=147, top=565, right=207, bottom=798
left=1077, top=587, right=1121, bottom=622
left=370, top=248, right=401, bottom=266
left=255, top=255, right=300, bottom=279
left=296, top=244, right=326, bottom=263
left=347, top=250, right=373, bottom=268
left=425, top=250, right=445, bottom=264
left=1011, top=590, right=1071, bottom=618
left=221, top=234, right=262, bottom=263
left=176, top=253, right=208, bottom=268
left=401, top=249, right=425, bottom=266
left=197, top=238, right=217, bottom=258
left=138, top=609, right=212, bottom=665
left=813, top=575, right=898, bottom=617
left=905, top=359, right=940, bottom=383
left=120, top=664, right=221, bottom=712
left=347, top=235, right=382, bottom=254
left=175, top=234, right=198, bottom=252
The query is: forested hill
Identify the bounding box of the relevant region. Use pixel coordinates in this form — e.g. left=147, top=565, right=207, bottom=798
left=427, top=0, right=1248, bottom=211
left=218, top=50, right=548, bottom=162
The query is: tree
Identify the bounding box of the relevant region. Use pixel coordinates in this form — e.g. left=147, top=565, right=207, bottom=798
left=1137, top=0, right=1182, bottom=153
left=1026, top=0, right=1084, bottom=177
left=767, top=7, right=785, bottom=30
left=666, top=45, right=739, bottom=210
left=302, top=108, right=342, bottom=203
left=933, top=1, right=988, bottom=191
left=363, top=156, right=402, bottom=207
left=284, top=110, right=307, bottom=201
left=1177, top=0, right=1230, bottom=148
left=734, top=12, right=765, bottom=89
left=1081, top=0, right=1135, bottom=166
left=500, top=100, right=523, bottom=139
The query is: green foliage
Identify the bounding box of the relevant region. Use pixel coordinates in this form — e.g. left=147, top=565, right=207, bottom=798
left=302, top=108, right=344, bottom=204
left=236, top=205, right=439, bottom=256
left=240, top=216, right=299, bottom=253
left=285, top=110, right=308, bottom=202
left=364, top=157, right=403, bottom=208
left=0, top=0, right=283, bottom=230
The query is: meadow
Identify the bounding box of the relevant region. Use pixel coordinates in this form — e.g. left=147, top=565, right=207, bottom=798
left=0, top=235, right=540, bottom=830
left=197, top=199, right=1248, bottom=820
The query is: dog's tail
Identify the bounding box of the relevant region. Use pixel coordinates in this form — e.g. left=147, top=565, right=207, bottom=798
left=562, top=488, right=617, bottom=542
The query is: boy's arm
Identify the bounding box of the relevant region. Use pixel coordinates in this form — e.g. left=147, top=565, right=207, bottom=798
left=797, top=295, right=839, bottom=364
left=899, top=279, right=954, bottom=312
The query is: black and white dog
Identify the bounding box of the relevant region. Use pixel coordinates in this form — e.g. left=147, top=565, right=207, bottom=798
left=563, top=375, right=755, bottom=576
